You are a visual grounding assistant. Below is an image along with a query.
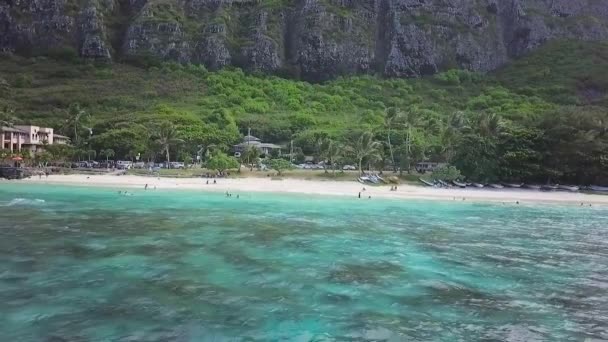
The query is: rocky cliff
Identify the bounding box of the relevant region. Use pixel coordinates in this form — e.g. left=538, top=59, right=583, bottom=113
left=1, top=0, right=607, bottom=81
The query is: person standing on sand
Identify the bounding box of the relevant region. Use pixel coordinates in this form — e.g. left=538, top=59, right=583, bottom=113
left=145, top=184, right=148, bottom=190
left=358, top=192, right=361, bottom=199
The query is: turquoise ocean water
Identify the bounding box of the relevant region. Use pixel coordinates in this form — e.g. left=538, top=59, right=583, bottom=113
left=0, top=184, right=607, bottom=341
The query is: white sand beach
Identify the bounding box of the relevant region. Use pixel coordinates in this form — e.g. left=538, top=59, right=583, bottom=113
left=12, top=174, right=608, bottom=206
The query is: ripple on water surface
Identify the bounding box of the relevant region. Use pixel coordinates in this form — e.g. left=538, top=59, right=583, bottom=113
left=0, top=184, right=607, bottom=341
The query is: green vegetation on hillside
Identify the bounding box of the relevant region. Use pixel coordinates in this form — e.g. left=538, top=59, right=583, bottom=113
left=0, top=40, right=607, bottom=184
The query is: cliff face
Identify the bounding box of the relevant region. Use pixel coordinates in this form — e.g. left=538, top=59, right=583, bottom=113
left=1, top=0, right=607, bottom=81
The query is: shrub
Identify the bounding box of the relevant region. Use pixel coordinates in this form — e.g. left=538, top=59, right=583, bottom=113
left=431, top=165, right=462, bottom=181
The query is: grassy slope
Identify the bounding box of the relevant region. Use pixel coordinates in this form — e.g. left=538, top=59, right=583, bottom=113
left=0, top=40, right=606, bottom=140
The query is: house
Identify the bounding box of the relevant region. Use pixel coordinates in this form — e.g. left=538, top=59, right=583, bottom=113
left=233, top=134, right=282, bottom=157
left=1, top=125, right=70, bottom=153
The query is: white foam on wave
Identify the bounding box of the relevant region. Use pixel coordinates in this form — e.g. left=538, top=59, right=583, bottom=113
left=2, top=198, right=46, bottom=207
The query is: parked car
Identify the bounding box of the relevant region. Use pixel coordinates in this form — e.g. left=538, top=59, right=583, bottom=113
left=169, top=162, right=185, bottom=169
left=133, top=162, right=146, bottom=169
left=342, top=165, right=356, bottom=170
left=116, top=161, right=133, bottom=169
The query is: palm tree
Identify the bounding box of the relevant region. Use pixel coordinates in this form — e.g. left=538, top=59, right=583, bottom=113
left=476, top=112, right=503, bottom=137
left=241, top=145, right=260, bottom=171
left=155, top=122, right=184, bottom=168
left=319, top=138, right=343, bottom=174
left=384, top=107, right=401, bottom=172
left=87, top=149, right=96, bottom=161
left=402, top=108, right=420, bottom=158
left=441, top=111, right=469, bottom=162
left=348, top=132, right=382, bottom=175
left=65, top=104, right=89, bottom=145
left=100, top=149, right=115, bottom=165
left=391, top=107, right=421, bottom=173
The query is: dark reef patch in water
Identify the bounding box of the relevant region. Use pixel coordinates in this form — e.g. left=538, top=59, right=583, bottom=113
left=327, top=261, right=405, bottom=284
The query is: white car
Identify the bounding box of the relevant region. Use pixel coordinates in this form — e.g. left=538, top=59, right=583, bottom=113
left=116, top=160, right=133, bottom=169
left=343, top=165, right=356, bottom=170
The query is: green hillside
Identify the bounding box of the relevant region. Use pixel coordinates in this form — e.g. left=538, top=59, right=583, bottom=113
left=1, top=40, right=607, bottom=184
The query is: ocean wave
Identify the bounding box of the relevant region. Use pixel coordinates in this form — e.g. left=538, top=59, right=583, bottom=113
left=2, top=198, right=46, bottom=207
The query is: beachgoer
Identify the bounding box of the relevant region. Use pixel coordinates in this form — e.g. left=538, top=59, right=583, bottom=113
left=214, top=179, right=217, bottom=184
left=206, top=180, right=209, bottom=185
left=226, top=191, right=229, bottom=197
left=368, top=196, right=371, bottom=199
left=516, top=201, right=520, bottom=205
left=237, top=195, right=239, bottom=199
left=145, top=184, right=148, bottom=190
left=358, top=192, right=361, bottom=199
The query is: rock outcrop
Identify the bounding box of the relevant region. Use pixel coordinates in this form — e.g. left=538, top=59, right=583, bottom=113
left=0, top=0, right=607, bottom=81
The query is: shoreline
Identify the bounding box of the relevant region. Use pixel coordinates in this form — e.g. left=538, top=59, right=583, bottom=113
left=5, top=174, right=608, bottom=206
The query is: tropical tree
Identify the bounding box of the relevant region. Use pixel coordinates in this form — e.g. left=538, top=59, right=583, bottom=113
left=87, top=149, right=97, bottom=161
left=0, top=106, right=17, bottom=127
left=73, top=149, right=88, bottom=162
left=35, top=151, right=53, bottom=168
left=0, top=148, right=12, bottom=161
left=241, top=145, right=260, bottom=171
left=206, top=152, right=239, bottom=175
left=441, top=111, right=469, bottom=162
left=347, top=131, right=382, bottom=175
left=384, top=107, right=401, bottom=172
left=65, top=104, right=90, bottom=145
left=402, top=107, right=420, bottom=165
left=155, top=122, right=184, bottom=167
left=100, top=149, right=115, bottom=164
left=269, top=158, right=293, bottom=176
left=431, top=165, right=462, bottom=182
left=476, top=112, right=504, bottom=137
left=319, top=138, right=343, bottom=174
left=45, top=144, right=74, bottom=164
